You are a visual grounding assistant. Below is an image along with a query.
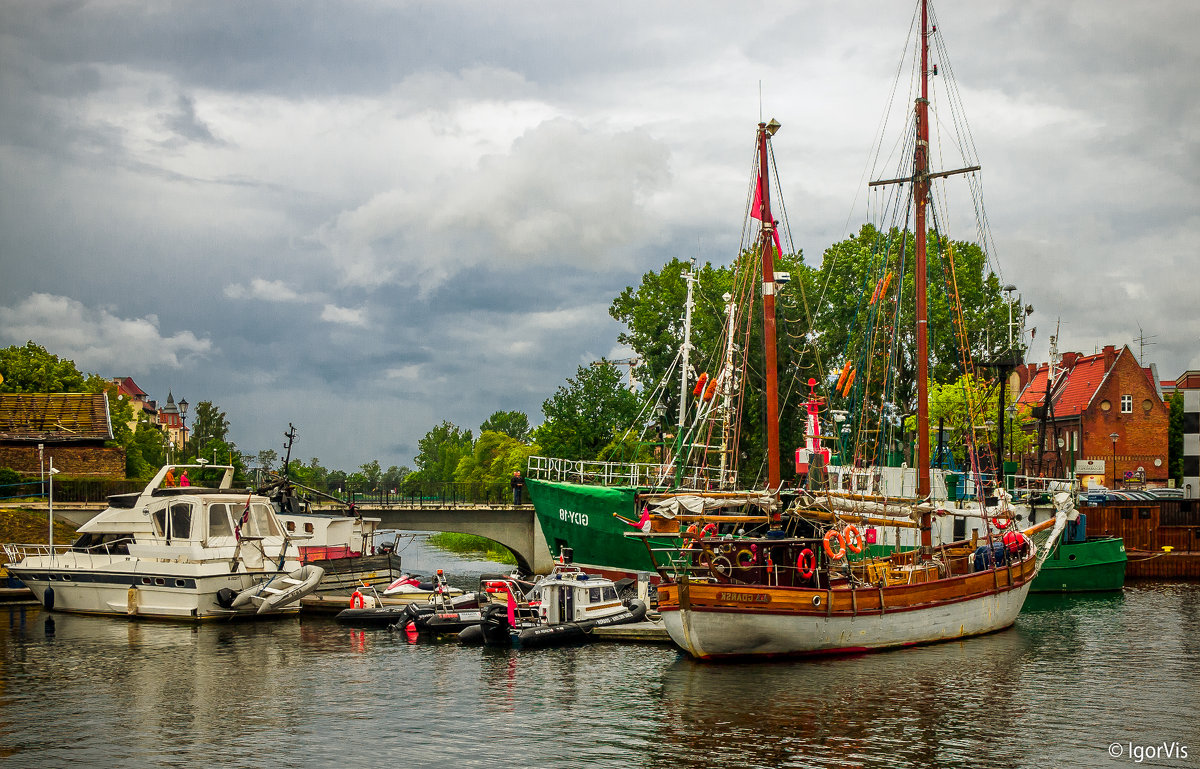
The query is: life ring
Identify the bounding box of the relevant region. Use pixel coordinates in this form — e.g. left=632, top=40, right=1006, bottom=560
left=823, top=529, right=847, bottom=561
left=992, top=516, right=1011, bottom=530
left=843, top=525, right=864, bottom=555
left=700, top=523, right=717, bottom=538
left=735, top=548, right=756, bottom=568
left=350, top=590, right=366, bottom=609
left=797, top=548, right=816, bottom=580
left=685, top=524, right=699, bottom=539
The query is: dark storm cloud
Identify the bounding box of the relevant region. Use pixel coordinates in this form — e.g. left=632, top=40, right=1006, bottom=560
left=1, top=0, right=1197, bottom=469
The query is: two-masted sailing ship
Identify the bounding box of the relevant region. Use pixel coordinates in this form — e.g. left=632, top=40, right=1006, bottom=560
left=527, top=0, right=1075, bottom=658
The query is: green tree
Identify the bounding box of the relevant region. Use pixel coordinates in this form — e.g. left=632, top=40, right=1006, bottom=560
left=413, top=421, right=474, bottom=484
left=382, top=464, right=411, bottom=492
left=455, top=431, right=536, bottom=486
left=903, top=373, right=1034, bottom=468
left=814, top=224, right=1013, bottom=418
left=185, top=401, right=230, bottom=461
left=1167, top=391, right=1184, bottom=487
left=359, top=460, right=383, bottom=491
left=0, top=342, right=88, bottom=393
left=479, top=410, right=532, bottom=443
left=255, top=449, right=279, bottom=472
left=534, top=363, right=644, bottom=461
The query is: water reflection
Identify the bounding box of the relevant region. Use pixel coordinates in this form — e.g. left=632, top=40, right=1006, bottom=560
left=652, top=629, right=1033, bottom=769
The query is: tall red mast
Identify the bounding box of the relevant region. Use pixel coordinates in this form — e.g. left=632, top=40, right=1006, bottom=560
left=916, top=0, right=933, bottom=547
left=757, top=121, right=782, bottom=491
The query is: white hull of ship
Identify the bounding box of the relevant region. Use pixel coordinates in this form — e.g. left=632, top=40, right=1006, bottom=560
left=661, top=581, right=1032, bottom=659
left=10, top=557, right=299, bottom=621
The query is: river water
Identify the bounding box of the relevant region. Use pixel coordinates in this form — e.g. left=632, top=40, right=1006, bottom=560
left=1, top=536, right=1197, bottom=768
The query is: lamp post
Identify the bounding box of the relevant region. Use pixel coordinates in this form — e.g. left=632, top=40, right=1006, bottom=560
left=48, top=459, right=60, bottom=563
left=178, top=398, right=189, bottom=458
left=1109, top=432, right=1119, bottom=488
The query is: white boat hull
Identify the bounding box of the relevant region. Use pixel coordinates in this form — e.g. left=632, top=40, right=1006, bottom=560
left=10, top=555, right=303, bottom=621
left=661, top=581, right=1032, bottom=659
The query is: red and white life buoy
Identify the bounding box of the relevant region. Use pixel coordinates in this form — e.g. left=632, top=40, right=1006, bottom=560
left=350, top=590, right=366, bottom=609
left=796, top=548, right=816, bottom=580
left=823, top=529, right=847, bottom=561
left=843, top=525, right=864, bottom=555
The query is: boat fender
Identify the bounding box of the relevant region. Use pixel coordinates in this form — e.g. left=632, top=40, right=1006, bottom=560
left=735, top=548, right=755, bottom=568
left=350, top=590, right=366, bottom=609
left=692, top=373, right=708, bottom=396
left=823, top=529, right=847, bottom=561
left=797, top=548, right=816, bottom=580
left=44, top=586, right=55, bottom=611
left=843, top=525, right=864, bottom=555
left=216, top=587, right=237, bottom=609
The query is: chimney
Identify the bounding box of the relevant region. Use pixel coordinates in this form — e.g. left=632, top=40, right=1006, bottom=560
left=1102, top=345, right=1117, bottom=370
left=1060, top=351, right=1079, bottom=370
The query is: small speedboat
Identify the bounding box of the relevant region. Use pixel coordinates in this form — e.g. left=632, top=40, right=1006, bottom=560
left=335, top=570, right=473, bottom=627
left=458, top=565, right=647, bottom=648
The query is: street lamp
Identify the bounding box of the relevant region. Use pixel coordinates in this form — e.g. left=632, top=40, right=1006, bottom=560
left=48, top=459, right=60, bottom=563
left=178, top=398, right=189, bottom=457
left=1003, top=284, right=1018, bottom=349
left=1109, top=432, right=1120, bottom=488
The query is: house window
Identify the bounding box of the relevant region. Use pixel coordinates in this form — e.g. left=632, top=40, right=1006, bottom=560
left=1121, top=395, right=1132, bottom=413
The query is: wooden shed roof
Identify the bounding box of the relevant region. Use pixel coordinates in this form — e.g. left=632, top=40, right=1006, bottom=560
left=0, top=393, right=114, bottom=442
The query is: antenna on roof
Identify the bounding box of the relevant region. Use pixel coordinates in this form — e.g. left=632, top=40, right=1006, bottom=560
left=1134, top=324, right=1157, bottom=363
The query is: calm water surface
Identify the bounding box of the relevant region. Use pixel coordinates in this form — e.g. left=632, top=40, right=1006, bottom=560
left=1, top=539, right=1197, bottom=768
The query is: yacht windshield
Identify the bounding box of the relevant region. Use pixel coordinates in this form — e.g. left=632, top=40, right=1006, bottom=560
left=246, top=503, right=281, bottom=538
left=207, top=503, right=233, bottom=539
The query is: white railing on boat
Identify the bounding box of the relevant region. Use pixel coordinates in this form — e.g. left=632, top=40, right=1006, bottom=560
left=526, top=456, right=728, bottom=489
left=3, top=543, right=75, bottom=562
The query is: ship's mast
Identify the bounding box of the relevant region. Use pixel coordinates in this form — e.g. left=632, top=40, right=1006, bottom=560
left=757, top=121, right=782, bottom=491
left=675, top=261, right=697, bottom=486
left=915, top=0, right=933, bottom=549
left=718, top=291, right=738, bottom=489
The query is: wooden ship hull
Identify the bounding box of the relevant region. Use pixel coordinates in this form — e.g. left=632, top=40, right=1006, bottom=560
left=658, top=548, right=1037, bottom=659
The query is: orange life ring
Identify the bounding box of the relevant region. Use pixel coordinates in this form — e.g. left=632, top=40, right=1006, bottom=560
left=701, top=523, right=717, bottom=538
left=843, top=525, right=864, bottom=554
left=823, top=529, right=847, bottom=561
left=992, top=516, right=1011, bottom=530
left=350, top=590, right=365, bottom=609
left=797, top=548, right=816, bottom=579
left=685, top=524, right=699, bottom=539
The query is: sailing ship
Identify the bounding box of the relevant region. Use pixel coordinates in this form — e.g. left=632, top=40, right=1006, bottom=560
left=639, top=0, right=1076, bottom=658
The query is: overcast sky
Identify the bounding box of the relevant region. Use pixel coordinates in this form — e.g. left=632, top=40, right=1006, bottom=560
left=2, top=1, right=1197, bottom=471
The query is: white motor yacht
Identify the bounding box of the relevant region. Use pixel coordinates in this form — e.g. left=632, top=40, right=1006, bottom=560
left=3, top=464, right=323, bottom=621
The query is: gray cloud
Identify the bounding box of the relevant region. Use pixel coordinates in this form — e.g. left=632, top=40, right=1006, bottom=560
left=2, top=0, right=1197, bottom=469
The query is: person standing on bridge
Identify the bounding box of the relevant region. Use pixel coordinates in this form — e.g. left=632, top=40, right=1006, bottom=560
left=511, top=471, right=524, bottom=506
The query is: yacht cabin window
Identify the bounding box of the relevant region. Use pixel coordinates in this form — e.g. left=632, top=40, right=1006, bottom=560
left=207, top=503, right=234, bottom=539
left=152, top=503, right=194, bottom=541
left=245, top=503, right=281, bottom=538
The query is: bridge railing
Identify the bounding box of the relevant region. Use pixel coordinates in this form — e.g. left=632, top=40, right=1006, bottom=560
left=525, top=455, right=727, bottom=489
left=335, top=481, right=516, bottom=509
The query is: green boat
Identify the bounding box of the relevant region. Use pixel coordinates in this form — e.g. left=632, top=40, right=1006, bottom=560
left=1030, top=514, right=1126, bottom=592
left=526, top=477, right=664, bottom=578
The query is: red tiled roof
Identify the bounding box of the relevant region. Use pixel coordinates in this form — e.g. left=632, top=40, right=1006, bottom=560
left=1053, top=354, right=1110, bottom=416
left=1017, top=365, right=1050, bottom=407
left=0, top=393, right=114, bottom=442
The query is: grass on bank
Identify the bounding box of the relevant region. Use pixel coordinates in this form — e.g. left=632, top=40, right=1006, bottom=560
left=0, top=507, right=79, bottom=568
left=425, top=532, right=517, bottom=565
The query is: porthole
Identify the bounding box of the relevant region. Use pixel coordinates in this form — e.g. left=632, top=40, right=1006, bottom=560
left=154, top=578, right=166, bottom=586
left=142, top=577, right=152, bottom=585
left=1068, top=554, right=1077, bottom=561
left=286, top=521, right=296, bottom=532
left=811, top=595, right=822, bottom=607
left=175, top=579, right=186, bottom=587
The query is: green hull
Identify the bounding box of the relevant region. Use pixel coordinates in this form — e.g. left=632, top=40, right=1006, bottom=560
left=526, top=479, right=661, bottom=575
left=1031, top=537, right=1126, bottom=592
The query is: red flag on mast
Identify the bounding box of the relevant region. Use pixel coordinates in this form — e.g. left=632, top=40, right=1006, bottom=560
left=750, top=176, right=784, bottom=258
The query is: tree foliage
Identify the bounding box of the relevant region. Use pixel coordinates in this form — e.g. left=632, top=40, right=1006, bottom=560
left=479, top=410, right=532, bottom=443
left=903, top=373, right=1035, bottom=468
left=413, top=421, right=474, bottom=484
left=454, top=431, right=536, bottom=486
left=534, top=363, right=644, bottom=461
left=1167, top=391, right=1184, bottom=486
left=0, top=342, right=89, bottom=393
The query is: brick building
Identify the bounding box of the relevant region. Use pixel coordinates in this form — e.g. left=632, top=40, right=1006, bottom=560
left=0, top=392, right=125, bottom=477
left=1015, top=344, right=1169, bottom=487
